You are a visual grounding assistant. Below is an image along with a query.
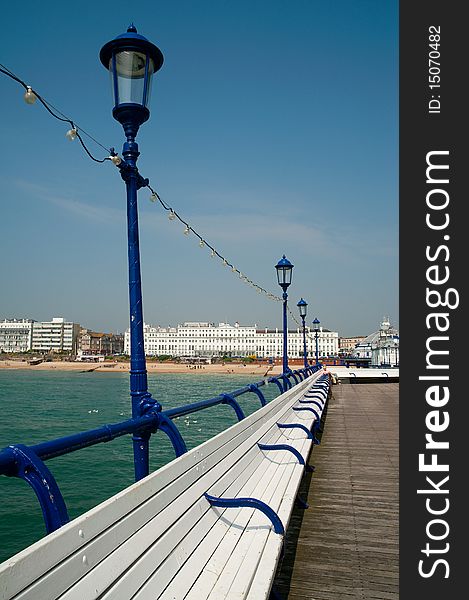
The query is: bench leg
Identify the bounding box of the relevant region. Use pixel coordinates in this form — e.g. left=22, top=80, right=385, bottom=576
left=295, top=495, right=309, bottom=509
left=269, top=586, right=285, bottom=600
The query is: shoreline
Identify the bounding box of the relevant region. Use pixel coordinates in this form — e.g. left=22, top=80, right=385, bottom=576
left=0, top=360, right=282, bottom=376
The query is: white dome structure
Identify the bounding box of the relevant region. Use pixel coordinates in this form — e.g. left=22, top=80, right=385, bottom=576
left=352, top=317, right=399, bottom=367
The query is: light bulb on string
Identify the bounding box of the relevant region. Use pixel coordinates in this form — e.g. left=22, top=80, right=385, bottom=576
left=24, top=86, right=37, bottom=104
left=142, top=185, right=281, bottom=303
left=65, top=128, right=77, bottom=141
left=110, top=154, right=122, bottom=166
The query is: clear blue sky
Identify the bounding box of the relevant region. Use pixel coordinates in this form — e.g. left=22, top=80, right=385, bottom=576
left=0, top=0, right=398, bottom=337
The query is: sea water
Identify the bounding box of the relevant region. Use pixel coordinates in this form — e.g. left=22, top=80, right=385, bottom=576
left=0, top=370, right=278, bottom=562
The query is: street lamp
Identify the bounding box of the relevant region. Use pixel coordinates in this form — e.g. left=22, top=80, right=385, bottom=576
left=312, top=317, right=320, bottom=365
left=297, top=298, right=308, bottom=368
left=275, top=255, right=293, bottom=374
left=100, top=25, right=164, bottom=481
left=100, top=23, right=164, bottom=139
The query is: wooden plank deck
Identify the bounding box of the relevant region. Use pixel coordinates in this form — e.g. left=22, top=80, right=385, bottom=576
left=272, top=382, right=399, bottom=600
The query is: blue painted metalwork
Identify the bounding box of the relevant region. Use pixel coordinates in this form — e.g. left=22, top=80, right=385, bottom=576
left=312, top=317, right=320, bottom=365
left=269, top=588, right=284, bottom=600
left=99, top=25, right=167, bottom=481
left=292, top=406, right=321, bottom=444
left=299, top=399, right=324, bottom=413
left=306, top=386, right=327, bottom=393
left=294, top=405, right=321, bottom=423
left=258, top=443, right=305, bottom=465
left=100, top=24, right=164, bottom=127
left=249, top=383, right=266, bottom=407
left=221, top=394, right=245, bottom=421
left=157, top=413, right=187, bottom=456
left=277, top=423, right=313, bottom=440
left=4, top=445, right=69, bottom=533
left=289, top=371, right=299, bottom=385
left=297, top=298, right=308, bottom=368
left=295, top=495, right=309, bottom=509
left=275, top=255, right=293, bottom=374
left=204, top=493, right=285, bottom=535
left=0, top=414, right=158, bottom=467
left=308, top=388, right=327, bottom=396
left=304, top=392, right=325, bottom=402
left=282, top=292, right=289, bottom=373
left=312, top=382, right=329, bottom=389
left=279, top=373, right=291, bottom=392
left=269, top=377, right=284, bottom=394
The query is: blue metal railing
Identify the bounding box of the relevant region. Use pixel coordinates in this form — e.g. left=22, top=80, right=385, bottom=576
left=0, top=364, right=321, bottom=534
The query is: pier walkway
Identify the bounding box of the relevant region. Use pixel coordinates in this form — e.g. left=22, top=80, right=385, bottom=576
left=273, top=382, right=399, bottom=600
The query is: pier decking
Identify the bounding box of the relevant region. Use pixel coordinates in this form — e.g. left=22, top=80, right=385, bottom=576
left=273, top=382, right=399, bottom=600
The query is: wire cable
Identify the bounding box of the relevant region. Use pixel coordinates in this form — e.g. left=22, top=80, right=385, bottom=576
left=0, top=63, right=113, bottom=163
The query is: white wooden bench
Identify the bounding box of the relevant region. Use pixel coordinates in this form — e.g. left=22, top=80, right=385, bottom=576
left=0, top=373, right=330, bottom=600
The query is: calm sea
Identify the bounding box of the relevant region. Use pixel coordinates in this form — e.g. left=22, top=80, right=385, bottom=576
left=0, top=370, right=278, bottom=562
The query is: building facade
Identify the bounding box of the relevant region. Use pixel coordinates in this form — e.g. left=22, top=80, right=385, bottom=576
left=78, top=329, right=124, bottom=356
left=352, top=318, right=399, bottom=367
left=0, top=319, right=34, bottom=352
left=31, top=317, right=81, bottom=354
left=338, top=336, right=366, bottom=355
left=124, top=321, right=339, bottom=360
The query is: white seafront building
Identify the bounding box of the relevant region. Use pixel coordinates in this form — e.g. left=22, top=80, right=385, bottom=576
left=0, top=319, right=35, bottom=352
left=124, top=321, right=339, bottom=360
left=31, top=317, right=81, bottom=354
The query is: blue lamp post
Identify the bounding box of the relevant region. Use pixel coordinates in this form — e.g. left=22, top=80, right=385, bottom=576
left=312, top=317, right=320, bottom=365
left=100, top=25, right=164, bottom=481
left=297, top=298, right=308, bottom=368
left=275, top=255, right=294, bottom=374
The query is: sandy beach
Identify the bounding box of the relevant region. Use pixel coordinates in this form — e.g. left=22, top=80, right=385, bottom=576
left=0, top=359, right=282, bottom=376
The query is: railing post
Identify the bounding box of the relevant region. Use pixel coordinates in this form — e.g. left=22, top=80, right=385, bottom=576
left=5, top=445, right=69, bottom=533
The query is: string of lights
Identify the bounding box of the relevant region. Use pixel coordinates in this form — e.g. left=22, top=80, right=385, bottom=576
left=286, top=306, right=320, bottom=344
left=145, top=184, right=283, bottom=303
left=0, top=63, right=114, bottom=164
left=2, top=63, right=321, bottom=319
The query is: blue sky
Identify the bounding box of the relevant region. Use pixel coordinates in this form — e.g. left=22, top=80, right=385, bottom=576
left=0, top=0, right=398, bottom=337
